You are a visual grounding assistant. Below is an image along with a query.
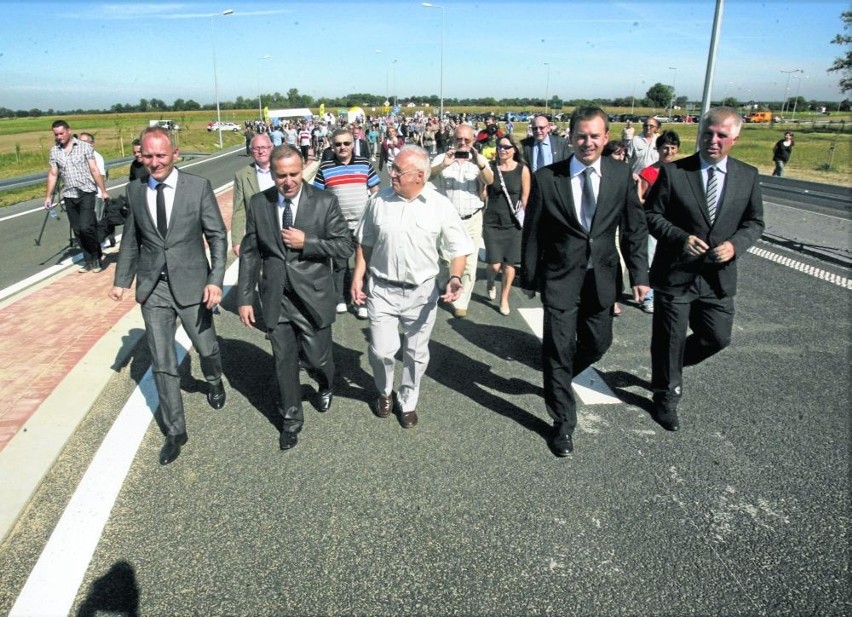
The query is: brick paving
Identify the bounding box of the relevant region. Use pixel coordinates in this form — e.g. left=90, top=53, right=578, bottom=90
left=0, top=188, right=234, bottom=453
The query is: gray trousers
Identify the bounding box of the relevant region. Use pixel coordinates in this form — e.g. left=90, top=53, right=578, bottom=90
left=141, top=279, right=222, bottom=437
left=367, top=277, right=439, bottom=413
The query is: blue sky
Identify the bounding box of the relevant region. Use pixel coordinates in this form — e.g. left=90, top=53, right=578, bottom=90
left=1, top=0, right=848, bottom=111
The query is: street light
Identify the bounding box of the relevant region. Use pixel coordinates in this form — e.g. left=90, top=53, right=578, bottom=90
left=780, top=68, right=803, bottom=115
left=258, top=54, right=271, bottom=122
left=791, top=73, right=808, bottom=120
left=631, top=74, right=644, bottom=115
left=421, top=3, right=444, bottom=120
left=543, top=62, right=551, bottom=115
left=668, top=66, right=678, bottom=114
left=210, top=9, right=234, bottom=149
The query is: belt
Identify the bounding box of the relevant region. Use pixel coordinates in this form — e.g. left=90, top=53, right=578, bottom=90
left=459, top=209, right=483, bottom=220
left=374, top=276, right=423, bottom=291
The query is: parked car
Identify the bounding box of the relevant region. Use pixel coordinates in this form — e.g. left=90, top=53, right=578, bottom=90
left=652, top=114, right=671, bottom=123
left=207, top=121, right=242, bottom=132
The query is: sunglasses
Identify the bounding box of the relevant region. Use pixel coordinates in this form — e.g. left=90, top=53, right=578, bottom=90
left=497, top=144, right=514, bottom=150
left=333, top=141, right=352, bottom=147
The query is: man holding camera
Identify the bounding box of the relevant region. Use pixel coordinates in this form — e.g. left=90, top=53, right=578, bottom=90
left=429, top=124, right=494, bottom=318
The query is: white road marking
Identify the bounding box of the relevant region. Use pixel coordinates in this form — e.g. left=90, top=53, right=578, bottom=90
left=9, top=262, right=238, bottom=616
left=748, top=246, right=851, bottom=289
left=517, top=306, right=620, bottom=404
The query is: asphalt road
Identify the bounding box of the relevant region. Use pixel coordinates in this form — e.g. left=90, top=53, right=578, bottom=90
left=0, top=152, right=849, bottom=615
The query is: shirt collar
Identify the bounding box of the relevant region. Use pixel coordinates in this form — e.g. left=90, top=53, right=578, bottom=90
left=699, top=155, right=728, bottom=174
left=147, top=167, right=178, bottom=190
left=277, top=187, right=302, bottom=207
left=569, top=155, right=603, bottom=178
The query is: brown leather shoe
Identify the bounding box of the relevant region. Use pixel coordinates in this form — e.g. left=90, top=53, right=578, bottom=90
left=399, top=410, right=418, bottom=429
left=375, top=394, right=393, bottom=418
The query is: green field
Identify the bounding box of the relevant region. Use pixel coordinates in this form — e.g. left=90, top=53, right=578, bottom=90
left=1, top=107, right=849, bottom=208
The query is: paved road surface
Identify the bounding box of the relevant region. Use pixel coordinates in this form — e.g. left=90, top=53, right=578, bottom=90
left=0, top=150, right=849, bottom=616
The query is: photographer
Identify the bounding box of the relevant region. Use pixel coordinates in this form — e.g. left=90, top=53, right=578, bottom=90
left=475, top=113, right=504, bottom=161
left=429, top=124, right=494, bottom=318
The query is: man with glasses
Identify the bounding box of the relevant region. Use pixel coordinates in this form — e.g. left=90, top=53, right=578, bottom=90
left=628, top=117, right=660, bottom=181
left=429, top=124, right=494, bottom=318
left=522, top=114, right=572, bottom=173
left=231, top=133, right=275, bottom=256
left=313, top=128, right=381, bottom=316
left=351, top=146, right=472, bottom=428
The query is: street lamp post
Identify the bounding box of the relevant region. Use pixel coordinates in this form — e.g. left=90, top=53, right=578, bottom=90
left=210, top=9, right=234, bottom=150
left=668, top=66, right=678, bottom=115
left=544, top=62, right=551, bottom=115
left=631, top=74, right=643, bottom=116
left=258, top=54, right=271, bottom=122
left=780, top=68, right=803, bottom=115
left=791, top=73, right=807, bottom=120
left=421, top=3, right=444, bottom=120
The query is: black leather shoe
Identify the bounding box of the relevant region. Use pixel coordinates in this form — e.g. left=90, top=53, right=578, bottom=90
left=551, top=432, right=574, bottom=457
left=399, top=410, right=418, bottom=429
left=655, top=409, right=680, bottom=432
left=318, top=389, right=333, bottom=412
left=375, top=394, right=394, bottom=418
left=159, top=433, right=188, bottom=465
left=207, top=381, right=226, bottom=410
left=279, top=431, right=298, bottom=450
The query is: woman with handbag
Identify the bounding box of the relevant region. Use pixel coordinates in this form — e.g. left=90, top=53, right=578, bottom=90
left=483, top=134, right=530, bottom=316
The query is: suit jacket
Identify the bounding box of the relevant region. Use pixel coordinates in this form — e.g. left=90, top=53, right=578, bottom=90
left=237, top=183, right=354, bottom=329
left=231, top=162, right=264, bottom=248
left=521, top=155, right=649, bottom=310
left=645, top=153, right=765, bottom=298
left=522, top=134, right=573, bottom=170
left=114, top=171, right=227, bottom=306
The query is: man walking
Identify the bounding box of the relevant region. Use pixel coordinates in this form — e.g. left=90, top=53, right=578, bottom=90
left=351, top=146, right=472, bottom=429
left=238, top=145, right=353, bottom=451
left=44, top=120, right=110, bottom=272
left=644, top=107, right=765, bottom=432
left=628, top=117, right=660, bottom=181
left=109, top=126, right=228, bottom=465
left=521, top=107, right=650, bottom=456
left=312, top=127, right=380, bottom=317
left=521, top=114, right=572, bottom=173
left=232, top=133, right=275, bottom=256
left=429, top=124, right=493, bottom=318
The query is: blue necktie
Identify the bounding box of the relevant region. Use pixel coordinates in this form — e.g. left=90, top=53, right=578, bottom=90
left=281, top=198, right=293, bottom=229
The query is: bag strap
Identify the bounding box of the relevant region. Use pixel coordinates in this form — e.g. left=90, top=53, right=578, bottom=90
left=496, top=164, right=514, bottom=208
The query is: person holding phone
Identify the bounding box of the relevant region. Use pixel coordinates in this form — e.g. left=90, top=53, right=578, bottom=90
left=428, top=124, right=494, bottom=318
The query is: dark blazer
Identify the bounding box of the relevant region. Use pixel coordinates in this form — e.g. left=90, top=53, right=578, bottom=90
left=115, top=172, right=227, bottom=306
left=645, top=153, right=765, bottom=297
left=232, top=162, right=263, bottom=248
left=521, top=155, right=648, bottom=310
left=237, top=183, right=354, bottom=329
left=521, top=134, right=572, bottom=168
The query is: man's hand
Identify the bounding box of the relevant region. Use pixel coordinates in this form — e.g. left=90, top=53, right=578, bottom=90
left=44, top=199, right=54, bottom=210
left=632, top=285, right=651, bottom=304
left=282, top=227, right=305, bottom=250
left=108, top=286, right=128, bottom=301
left=709, top=240, right=736, bottom=264
left=350, top=277, right=367, bottom=306
left=683, top=235, right=710, bottom=257
left=202, top=284, right=222, bottom=309
left=233, top=244, right=241, bottom=257
left=238, top=305, right=255, bottom=327
left=440, top=277, right=463, bottom=303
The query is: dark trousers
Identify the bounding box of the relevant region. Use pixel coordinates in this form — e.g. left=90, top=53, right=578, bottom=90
left=268, top=292, right=334, bottom=434
left=651, top=277, right=735, bottom=404
left=543, top=270, right=613, bottom=436
left=141, top=280, right=223, bottom=437
left=65, top=192, right=101, bottom=264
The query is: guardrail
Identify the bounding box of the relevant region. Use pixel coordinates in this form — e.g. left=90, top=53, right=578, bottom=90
left=759, top=175, right=851, bottom=217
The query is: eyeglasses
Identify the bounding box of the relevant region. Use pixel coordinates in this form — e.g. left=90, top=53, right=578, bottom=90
left=333, top=141, right=352, bottom=147
left=643, top=123, right=658, bottom=128
left=389, top=166, right=418, bottom=177
left=532, top=125, right=548, bottom=131
left=251, top=147, right=271, bottom=152
left=455, top=138, right=473, bottom=143
left=497, top=144, right=514, bottom=150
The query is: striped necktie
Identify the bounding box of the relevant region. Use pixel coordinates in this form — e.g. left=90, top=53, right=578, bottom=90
left=706, top=166, right=719, bottom=224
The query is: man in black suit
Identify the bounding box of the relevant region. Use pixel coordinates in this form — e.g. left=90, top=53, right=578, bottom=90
left=109, top=126, right=228, bottom=465
left=644, top=106, right=765, bottom=432
left=521, top=114, right=572, bottom=173
left=237, top=145, right=354, bottom=451
left=521, top=107, right=650, bottom=457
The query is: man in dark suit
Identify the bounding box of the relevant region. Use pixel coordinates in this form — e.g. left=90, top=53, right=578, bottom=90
left=521, top=107, right=650, bottom=457
left=644, top=107, right=765, bottom=432
left=109, top=126, right=228, bottom=465
left=231, top=133, right=274, bottom=256
left=521, top=114, right=572, bottom=173
left=237, top=145, right=354, bottom=451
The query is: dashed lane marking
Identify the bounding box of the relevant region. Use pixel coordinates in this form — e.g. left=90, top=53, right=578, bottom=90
left=749, top=246, right=851, bottom=289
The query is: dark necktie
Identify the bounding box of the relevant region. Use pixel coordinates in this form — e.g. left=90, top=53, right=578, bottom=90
left=581, top=167, right=597, bottom=231
left=281, top=198, right=293, bottom=229
left=155, top=183, right=168, bottom=237
left=536, top=142, right=545, bottom=172
left=706, top=166, right=719, bottom=224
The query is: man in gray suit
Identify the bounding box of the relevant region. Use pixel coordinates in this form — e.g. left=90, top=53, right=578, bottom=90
left=645, top=107, right=765, bottom=432
left=109, top=126, right=228, bottom=465
left=237, top=145, right=353, bottom=451
left=231, top=133, right=274, bottom=256
left=521, top=114, right=572, bottom=172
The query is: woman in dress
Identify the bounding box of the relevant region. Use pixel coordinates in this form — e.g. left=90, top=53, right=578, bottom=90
left=483, top=134, right=531, bottom=316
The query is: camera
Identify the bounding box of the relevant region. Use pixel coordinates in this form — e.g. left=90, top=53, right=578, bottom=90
left=453, top=150, right=470, bottom=159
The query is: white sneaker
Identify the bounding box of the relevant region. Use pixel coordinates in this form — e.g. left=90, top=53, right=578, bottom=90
left=335, top=302, right=347, bottom=314
left=357, top=306, right=369, bottom=319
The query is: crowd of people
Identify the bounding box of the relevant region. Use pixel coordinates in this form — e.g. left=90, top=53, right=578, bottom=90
left=42, top=105, right=767, bottom=464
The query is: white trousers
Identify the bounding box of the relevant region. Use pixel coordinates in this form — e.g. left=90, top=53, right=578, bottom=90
left=440, top=208, right=482, bottom=311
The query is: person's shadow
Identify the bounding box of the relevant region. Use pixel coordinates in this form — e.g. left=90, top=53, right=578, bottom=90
left=76, top=560, right=140, bottom=617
